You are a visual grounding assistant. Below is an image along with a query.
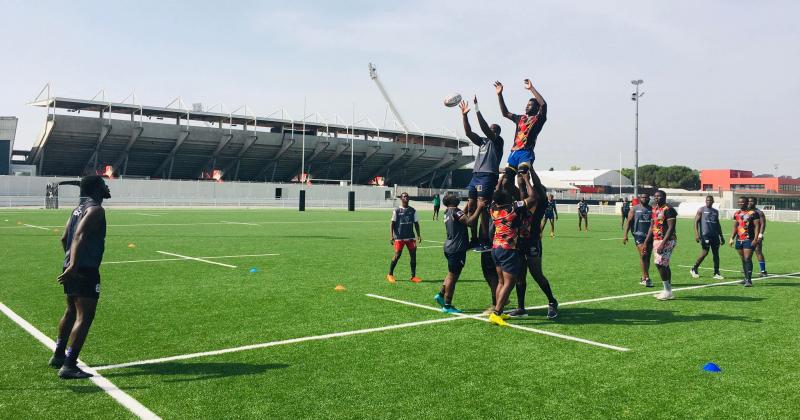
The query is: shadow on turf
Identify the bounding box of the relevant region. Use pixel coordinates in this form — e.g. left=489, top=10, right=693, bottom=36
left=103, top=362, right=289, bottom=383
left=513, top=307, right=762, bottom=326
left=679, top=295, right=766, bottom=302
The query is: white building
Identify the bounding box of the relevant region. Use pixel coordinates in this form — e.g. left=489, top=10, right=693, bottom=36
left=541, top=170, right=632, bottom=188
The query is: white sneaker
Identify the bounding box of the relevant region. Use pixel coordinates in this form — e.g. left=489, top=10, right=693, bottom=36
left=690, top=269, right=700, bottom=279
left=656, top=291, right=675, bottom=301
left=713, top=274, right=725, bottom=280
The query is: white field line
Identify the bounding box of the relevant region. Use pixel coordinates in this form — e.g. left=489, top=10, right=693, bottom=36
left=220, top=221, right=260, bottom=226
left=134, top=213, right=163, bottom=217
left=424, top=239, right=445, bottom=244
left=29, top=220, right=387, bottom=228
left=0, top=302, right=160, bottom=419
left=156, top=251, right=237, bottom=268
left=676, top=264, right=740, bottom=274
left=366, top=294, right=630, bottom=352
left=416, top=245, right=441, bottom=249
left=599, top=237, right=623, bottom=241
left=24, top=224, right=51, bottom=231
left=0, top=226, right=27, bottom=229
left=520, top=271, right=800, bottom=312
left=93, top=316, right=468, bottom=371
left=104, top=253, right=280, bottom=265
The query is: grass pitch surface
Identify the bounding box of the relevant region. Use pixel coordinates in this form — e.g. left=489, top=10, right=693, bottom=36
left=1, top=207, right=799, bottom=419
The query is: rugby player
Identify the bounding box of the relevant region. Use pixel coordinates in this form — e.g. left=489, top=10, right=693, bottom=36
left=387, top=192, right=422, bottom=284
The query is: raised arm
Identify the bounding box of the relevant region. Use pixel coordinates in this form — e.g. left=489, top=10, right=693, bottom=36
left=524, top=78, right=546, bottom=106
left=459, top=101, right=482, bottom=146
left=461, top=199, right=485, bottom=227
left=494, top=81, right=515, bottom=121
left=521, top=172, right=537, bottom=209
left=473, top=96, right=497, bottom=140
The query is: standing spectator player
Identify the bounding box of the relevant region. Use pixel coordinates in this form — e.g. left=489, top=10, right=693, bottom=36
left=387, top=192, right=422, bottom=284
left=578, top=198, right=589, bottom=231
left=49, top=175, right=111, bottom=379
left=432, top=194, right=441, bottom=221
left=433, top=195, right=483, bottom=313
left=690, top=196, right=725, bottom=280
left=459, top=98, right=504, bottom=250
left=540, top=194, right=558, bottom=238
left=730, top=197, right=762, bottom=287
left=620, top=197, right=631, bottom=229
left=623, top=192, right=654, bottom=287
left=748, top=197, right=768, bottom=276
left=645, top=190, right=678, bottom=301
left=494, top=78, right=546, bottom=174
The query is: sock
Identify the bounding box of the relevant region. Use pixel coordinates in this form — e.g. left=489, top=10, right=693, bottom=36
left=389, top=258, right=399, bottom=275
left=444, top=304, right=452, bottom=309
left=64, top=347, right=79, bottom=367
left=54, top=337, right=67, bottom=356
left=493, top=309, right=502, bottom=316
left=744, top=260, right=753, bottom=280
left=662, top=281, right=672, bottom=292
left=438, top=286, right=445, bottom=297
left=692, top=263, right=699, bottom=271
left=759, top=261, right=766, bottom=272
left=516, top=282, right=527, bottom=309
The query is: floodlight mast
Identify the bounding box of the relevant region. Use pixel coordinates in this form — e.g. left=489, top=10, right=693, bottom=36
left=631, top=79, right=644, bottom=197
left=368, top=63, right=409, bottom=132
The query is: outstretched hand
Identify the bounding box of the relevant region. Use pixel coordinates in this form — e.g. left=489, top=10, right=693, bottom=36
left=473, top=95, right=478, bottom=104
left=459, top=100, right=470, bottom=115
left=494, top=81, right=503, bottom=94
left=524, top=78, right=533, bottom=90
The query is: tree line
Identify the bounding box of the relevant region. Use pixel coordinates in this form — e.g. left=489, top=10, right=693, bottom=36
left=620, top=165, right=700, bottom=190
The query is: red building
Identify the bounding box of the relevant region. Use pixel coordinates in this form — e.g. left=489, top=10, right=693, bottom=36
left=700, top=169, right=800, bottom=194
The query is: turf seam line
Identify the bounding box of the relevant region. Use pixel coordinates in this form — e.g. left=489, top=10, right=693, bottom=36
left=156, top=251, right=237, bottom=268
left=366, top=294, right=630, bottom=352
left=0, top=302, right=161, bottom=420
left=92, top=316, right=468, bottom=371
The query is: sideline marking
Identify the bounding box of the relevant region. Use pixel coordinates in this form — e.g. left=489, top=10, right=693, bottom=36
left=24, top=224, right=51, bottom=231
left=93, top=316, right=468, bottom=371
left=156, top=251, right=237, bottom=268
left=367, top=294, right=630, bottom=352
left=0, top=302, right=160, bottom=419
left=105, top=253, right=280, bottom=265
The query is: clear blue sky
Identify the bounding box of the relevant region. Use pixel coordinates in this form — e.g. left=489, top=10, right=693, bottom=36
left=2, top=0, right=799, bottom=176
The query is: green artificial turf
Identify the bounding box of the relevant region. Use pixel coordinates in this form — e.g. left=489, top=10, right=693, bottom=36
left=1, top=207, right=799, bottom=419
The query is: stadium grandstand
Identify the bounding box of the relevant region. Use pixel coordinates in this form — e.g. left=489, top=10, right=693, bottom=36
left=25, top=93, right=474, bottom=188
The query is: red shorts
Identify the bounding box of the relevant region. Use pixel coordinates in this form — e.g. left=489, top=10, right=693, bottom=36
left=394, top=239, right=417, bottom=252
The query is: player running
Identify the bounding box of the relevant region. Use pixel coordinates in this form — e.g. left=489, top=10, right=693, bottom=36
left=459, top=98, right=504, bottom=251
left=690, top=196, right=725, bottom=280
left=487, top=172, right=538, bottom=327
left=748, top=197, right=768, bottom=276
left=434, top=195, right=484, bottom=313
left=432, top=194, right=441, bottom=221
left=494, top=78, right=546, bottom=174
left=620, top=197, right=631, bottom=229
left=730, top=197, right=762, bottom=287
left=623, top=192, right=653, bottom=287
left=49, top=175, right=110, bottom=379
left=540, top=194, right=558, bottom=238
left=645, top=190, right=678, bottom=301
left=578, top=198, right=589, bottom=231
left=387, top=192, right=422, bottom=284
left=510, top=169, right=558, bottom=319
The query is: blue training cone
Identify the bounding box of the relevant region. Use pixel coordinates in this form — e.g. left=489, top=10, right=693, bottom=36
left=703, top=362, right=722, bottom=372
left=249, top=268, right=258, bottom=273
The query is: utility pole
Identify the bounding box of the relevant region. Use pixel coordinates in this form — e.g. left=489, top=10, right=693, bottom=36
left=630, top=79, right=644, bottom=197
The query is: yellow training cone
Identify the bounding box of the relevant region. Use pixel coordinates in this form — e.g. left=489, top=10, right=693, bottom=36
left=128, top=243, right=136, bottom=248
left=334, top=284, right=346, bottom=292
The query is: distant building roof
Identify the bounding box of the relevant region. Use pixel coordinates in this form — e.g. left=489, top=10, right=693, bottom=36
left=541, top=169, right=632, bottom=186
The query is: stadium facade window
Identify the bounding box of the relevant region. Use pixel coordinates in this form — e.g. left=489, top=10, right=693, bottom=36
left=731, top=184, right=765, bottom=190
left=702, top=184, right=714, bottom=191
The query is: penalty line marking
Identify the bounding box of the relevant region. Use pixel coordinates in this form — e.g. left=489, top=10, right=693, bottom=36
left=24, top=224, right=51, bottom=231
left=366, top=294, right=630, bottom=352
left=156, top=251, right=237, bottom=268
left=0, top=302, right=160, bottom=420
left=104, top=253, right=280, bottom=265
left=93, top=316, right=468, bottom=371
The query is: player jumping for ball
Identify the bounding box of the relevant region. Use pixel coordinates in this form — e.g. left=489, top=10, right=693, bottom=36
left=49, top=175, right=110, bottom=379
left=494, top=78, right=547, bottom=174
left=434, top=195, right=484, bottom=313
left=690, top=195, right=726, bottom=280
left=459, top=97, right=503, bottom=251
left=387, top=192, right=422, bottom=284
left=623, top=192, right=654, bottom=287
left=730, top=197, right=761, bottom=287
left=645, top=190, right=678, bottom=301
left=540, top=194, right=558, bottom=238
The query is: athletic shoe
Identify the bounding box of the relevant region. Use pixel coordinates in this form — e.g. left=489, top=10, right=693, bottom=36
left=738, top=279, right=747, bottom=285
left=655, top=291, right=675, bottom=301
left=488, top=313, right=510, bottom=326
left=48, top=354, right=65, bottom=369
left=442, top=306, right=463, bottom=314
left=433, top=293, right=445, bottom=307
left=410, top=276, right=423, bottom=283
left=547, top=302, right=559, bottom=319
left=386, top=274, right=396, bottom=284
left=499, top=313, right=511, bottom=320
left=549, top=232, right=555, bottom=238
left=744, top=279, right=753, bottom=287
left=507, top=308, right=528, bottom=317
left=58, top=365, right=93, bottom=380
left=760, top=271, right=768, bottom=277
left=640, top=278, right=653, bottom=287
left=481, top=306, right=494, bottom=315
left=690, top=268, right=700, bottom=279
left=713, top=273, right=725, bottom=280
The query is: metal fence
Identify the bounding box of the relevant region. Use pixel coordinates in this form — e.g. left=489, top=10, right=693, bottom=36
left=0, top=195, right=395, bottom=209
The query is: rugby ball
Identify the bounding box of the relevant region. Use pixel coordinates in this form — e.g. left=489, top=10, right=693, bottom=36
left=443, top=93, right=462, bottom=107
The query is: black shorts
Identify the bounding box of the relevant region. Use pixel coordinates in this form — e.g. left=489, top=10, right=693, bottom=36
left=700, top=237, right=721, bottom=250
left=522, top=239, right=543, bottom=259
left=579, top=211, right=588, bottom=218
left=544, top=211, right=555, bottom=221
left=492, top=247, right=522, bottom=275
left=634, top=234, right=651, bottom=247
left=444, top=251, right=467, bottom=275
left=62, top=267, right=101, bottom=299
left=433, top=205, right=440, bottom=213
left=480, top=251, right=498, bottom=281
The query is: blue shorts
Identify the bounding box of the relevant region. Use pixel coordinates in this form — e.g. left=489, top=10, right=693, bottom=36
left=492, top=247, right=522, bottom=275
left=544, top=211, right=555, bottom=220
left=468, top=172, right=499, bottom=199
left=444, top=251, right=467, bottom=275
left=633, top=233, right=650, bottom=246
left=735, top=239, right=754, bottom=250
left=507, top=149, right=534, bottom=170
